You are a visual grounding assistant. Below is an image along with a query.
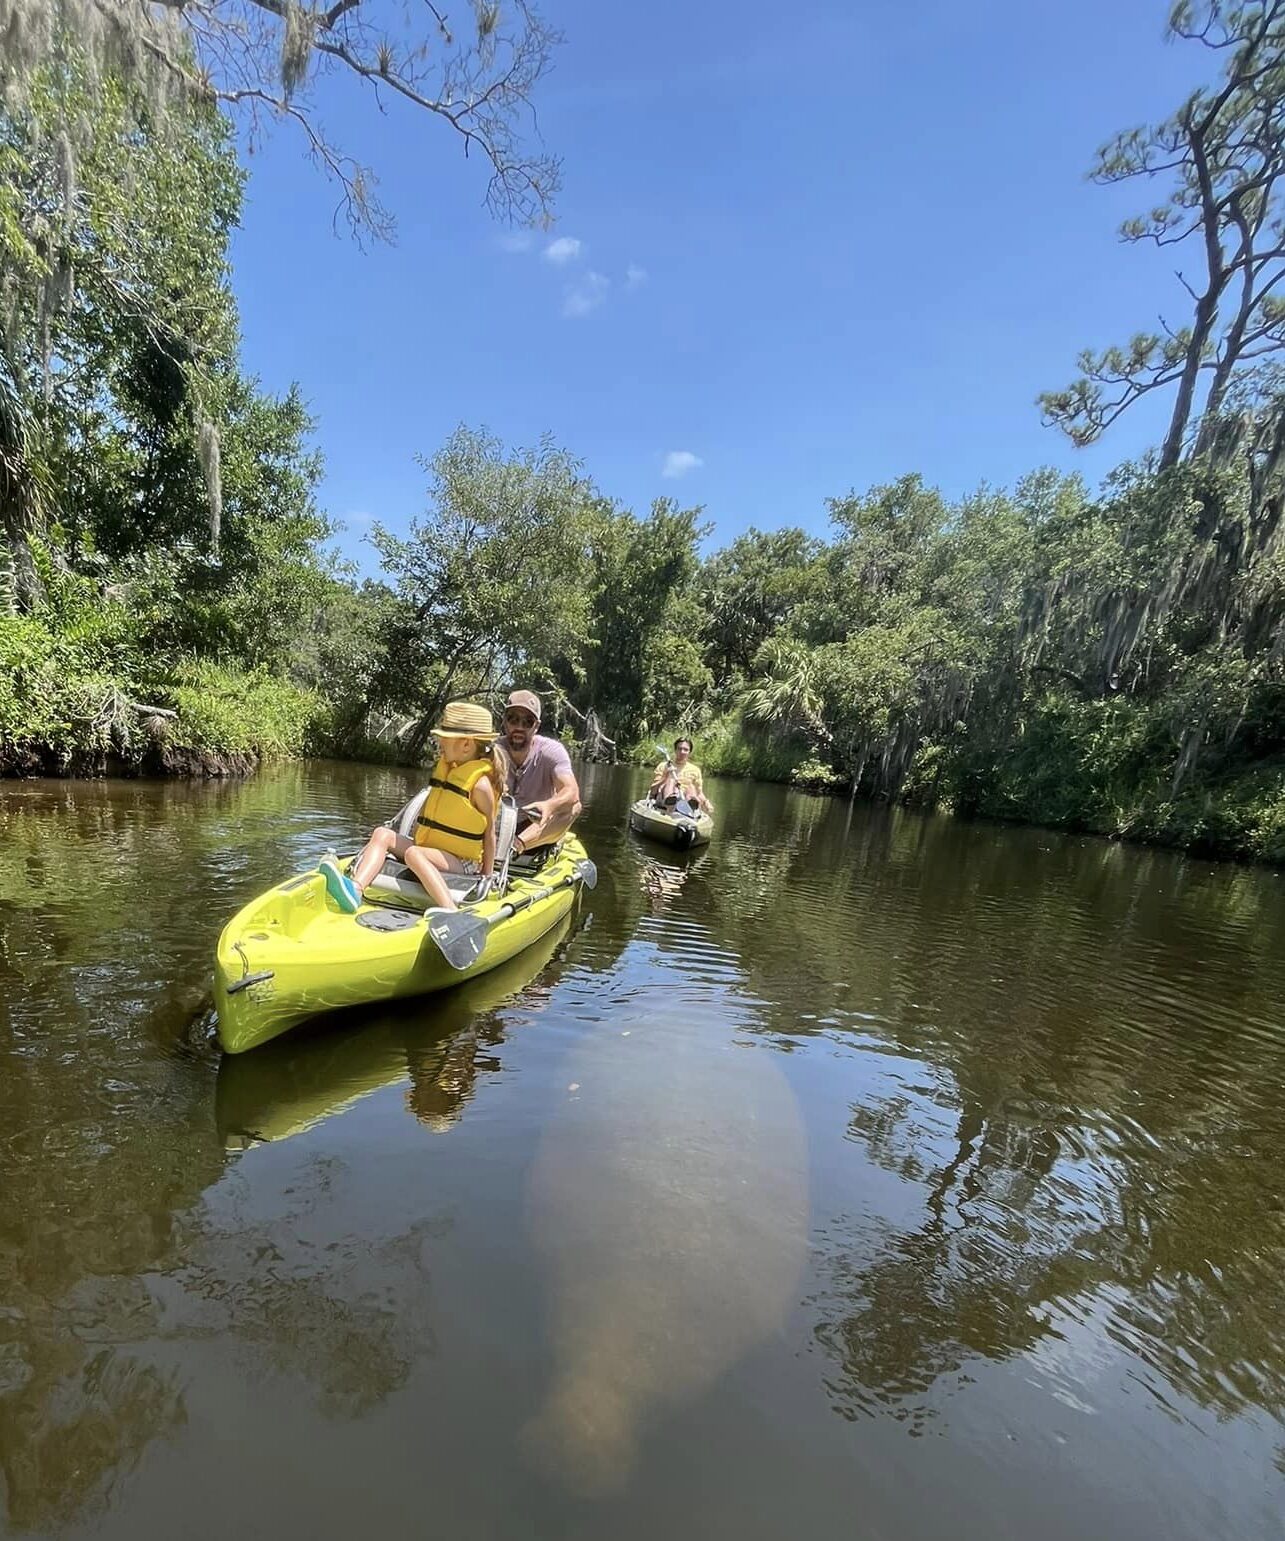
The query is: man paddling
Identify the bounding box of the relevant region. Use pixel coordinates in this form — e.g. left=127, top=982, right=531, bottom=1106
left=499, top=690, right=583, bottom=861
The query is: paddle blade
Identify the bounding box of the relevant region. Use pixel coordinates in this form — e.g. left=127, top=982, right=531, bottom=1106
left=577, top=859, right=599, bottom=891
left=424, top=909, right=489, bottom=971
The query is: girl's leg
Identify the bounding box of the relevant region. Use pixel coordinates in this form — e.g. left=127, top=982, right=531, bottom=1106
left=349, top=827, right=410, bottom=891
left=401, top=845, right=460, bottom=911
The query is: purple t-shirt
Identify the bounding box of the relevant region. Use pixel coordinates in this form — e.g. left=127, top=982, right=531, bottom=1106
left=501, top=733, right=574, bottom=808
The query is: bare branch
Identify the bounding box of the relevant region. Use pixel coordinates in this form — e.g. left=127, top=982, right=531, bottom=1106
left=2, top=0, right=564, bottom=238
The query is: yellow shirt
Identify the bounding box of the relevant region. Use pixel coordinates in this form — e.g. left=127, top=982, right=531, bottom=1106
left=655, top=759, right=703, bottom=799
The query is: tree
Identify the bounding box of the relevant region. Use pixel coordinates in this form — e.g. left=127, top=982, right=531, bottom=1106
left=1, top=61, right=243, bottom=576
left=741, top=637, right=828, bottom=744
left=0, top=0, right=562, bottom=238
left=0, top=60, right=328, bottom=635
left=1041, top=1, right=1285, bottom=467
left=368, top=426, right=596, bottom=751
left=0, top=358, right=48, bottom=609
left=576, top=498, right=707, bottom=744
left=700, top=527, right=820, bottom=681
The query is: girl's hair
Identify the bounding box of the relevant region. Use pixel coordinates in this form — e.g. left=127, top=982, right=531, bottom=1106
left=482, top=739, right=506, bottom=798
left=675, top=737, right=693, bottom=753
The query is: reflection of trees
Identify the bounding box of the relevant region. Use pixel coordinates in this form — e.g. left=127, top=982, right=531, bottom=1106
left=0, top=763, right=459, bottom=1533
left=166, top=1157, right=442, bottom=1418
left=813, top=1099, right=1073, bottom=1429
left=818, top=1051, right=1285, bottom=1429
left=635, top=851, right=706, bottom=915
left=689, top=775, right=1285, bottom=1432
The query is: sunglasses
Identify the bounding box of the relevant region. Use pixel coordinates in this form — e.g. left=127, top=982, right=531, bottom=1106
left=504, top=711, right=537, bottom=727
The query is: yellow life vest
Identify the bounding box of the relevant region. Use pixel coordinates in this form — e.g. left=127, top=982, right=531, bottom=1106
left=415, top=755, right=491, bottom=859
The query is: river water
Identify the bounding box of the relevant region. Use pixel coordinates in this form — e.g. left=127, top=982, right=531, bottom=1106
left=1, top=760, right=1284, bottom=1538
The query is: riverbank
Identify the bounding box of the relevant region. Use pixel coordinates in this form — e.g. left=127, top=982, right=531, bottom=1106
left=1, top=615, right=322, bottom=780
left=644, top=712, right=1285, bottom=868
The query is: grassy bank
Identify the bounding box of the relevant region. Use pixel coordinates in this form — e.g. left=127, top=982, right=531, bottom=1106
left=0, top=613, right=321, bottom=778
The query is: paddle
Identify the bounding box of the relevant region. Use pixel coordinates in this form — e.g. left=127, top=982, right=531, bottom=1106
left=424, top=857, right=598, bottom=971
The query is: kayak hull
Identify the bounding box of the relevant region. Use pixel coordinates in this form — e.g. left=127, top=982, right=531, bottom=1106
left=216, top=912, right=575, bottom=1146
left=628, top=798, right=713, bottom=850
left=214, top=837, right=588, bottom=1054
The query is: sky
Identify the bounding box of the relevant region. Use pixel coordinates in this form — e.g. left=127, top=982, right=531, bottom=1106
left=228, top=0, right=1214, bottom=573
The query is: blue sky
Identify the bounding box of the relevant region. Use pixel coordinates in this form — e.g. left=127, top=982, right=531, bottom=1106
left=229, top=0, right=1212, bottom=573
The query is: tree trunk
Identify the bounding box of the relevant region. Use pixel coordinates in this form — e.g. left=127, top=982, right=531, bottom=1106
left=1160, top=291, right=1219, bottom=470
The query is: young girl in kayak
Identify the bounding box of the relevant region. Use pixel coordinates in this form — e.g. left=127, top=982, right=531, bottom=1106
left=320, top=701, right=500, bottom=914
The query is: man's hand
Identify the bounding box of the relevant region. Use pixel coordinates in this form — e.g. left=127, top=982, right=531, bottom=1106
left=521, top=801, right=549, bottom=824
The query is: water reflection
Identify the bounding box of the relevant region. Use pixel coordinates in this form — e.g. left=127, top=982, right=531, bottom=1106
left=686, top=792, right=1285, bottom=1444
left=2, top=762, right=1285, bottom=1537
left=635, top=850, right=706, bottom=914
left=0, top=766, right=582, bottom=1532
left=217, top=913, right=576, bottom=1144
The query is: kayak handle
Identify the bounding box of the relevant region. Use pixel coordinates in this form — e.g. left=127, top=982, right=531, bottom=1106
left=226, top=969, right=275, bottom=996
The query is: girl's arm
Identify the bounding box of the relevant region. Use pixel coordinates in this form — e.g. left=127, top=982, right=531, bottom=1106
left=474, top=777, right=497, bottom=877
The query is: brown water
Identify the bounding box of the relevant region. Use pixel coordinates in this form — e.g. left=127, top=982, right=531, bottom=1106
left=2, top=760, right=1284, bottom=1539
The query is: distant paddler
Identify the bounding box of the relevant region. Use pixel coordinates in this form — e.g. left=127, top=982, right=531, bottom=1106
left=650, top=736, right=714, bottom=818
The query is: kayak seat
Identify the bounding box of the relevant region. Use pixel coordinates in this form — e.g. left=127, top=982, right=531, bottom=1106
left=365, top=793, right=521, bottom=909
left=365, top=862, right=477, bottom=910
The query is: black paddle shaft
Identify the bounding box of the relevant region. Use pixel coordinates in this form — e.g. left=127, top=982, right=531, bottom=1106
left=426, top=860, right=595, bottom=971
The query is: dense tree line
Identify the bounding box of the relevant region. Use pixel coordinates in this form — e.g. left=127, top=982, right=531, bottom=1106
left=0, top=3, right=1282, bottom=861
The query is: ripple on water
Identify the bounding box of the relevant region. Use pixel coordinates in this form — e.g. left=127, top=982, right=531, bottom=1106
left=3, top=766, right=1285, bottom=1538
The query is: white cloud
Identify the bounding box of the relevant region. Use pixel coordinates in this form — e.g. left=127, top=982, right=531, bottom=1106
left=661, top=450, right=703, bottom=479
left=625, top=263, right=648, bottom=289
left=563, top=271, right=610, bottom=318
left=499, top=231, right=534, bottom=253
left=544, top=236, right=583, bottom=265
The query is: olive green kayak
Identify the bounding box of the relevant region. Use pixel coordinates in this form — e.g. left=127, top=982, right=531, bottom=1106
left=628, top=797, right=713, bottom=850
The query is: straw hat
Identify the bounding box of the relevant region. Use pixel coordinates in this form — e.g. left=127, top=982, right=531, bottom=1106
left=431, top=701, right=497, bottom=740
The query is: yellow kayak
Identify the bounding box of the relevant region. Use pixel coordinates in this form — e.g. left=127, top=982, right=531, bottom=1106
left=214, top=835, right=593, bottom=1054
left=628, top=797, right=713, bottom=850
left=216, top=913, right=574, bottom=1145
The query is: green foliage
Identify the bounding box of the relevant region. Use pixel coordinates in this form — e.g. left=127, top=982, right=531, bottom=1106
left=574, top=497, right=708, bottom=745
left=790, top=756, right=844, bottom=794
left=0, top=67, right=330, bottom=775
left=367, top=426, right=596, bottom=743
left=700, top=527, right=820, bottom=680
left=167, top=662, right=320, bottom=758
left=701, top=433, right=1285, bottom=862
left=1041, top=3, right=1285, bottom=465
left=641, top=711, right=811, bottom=784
